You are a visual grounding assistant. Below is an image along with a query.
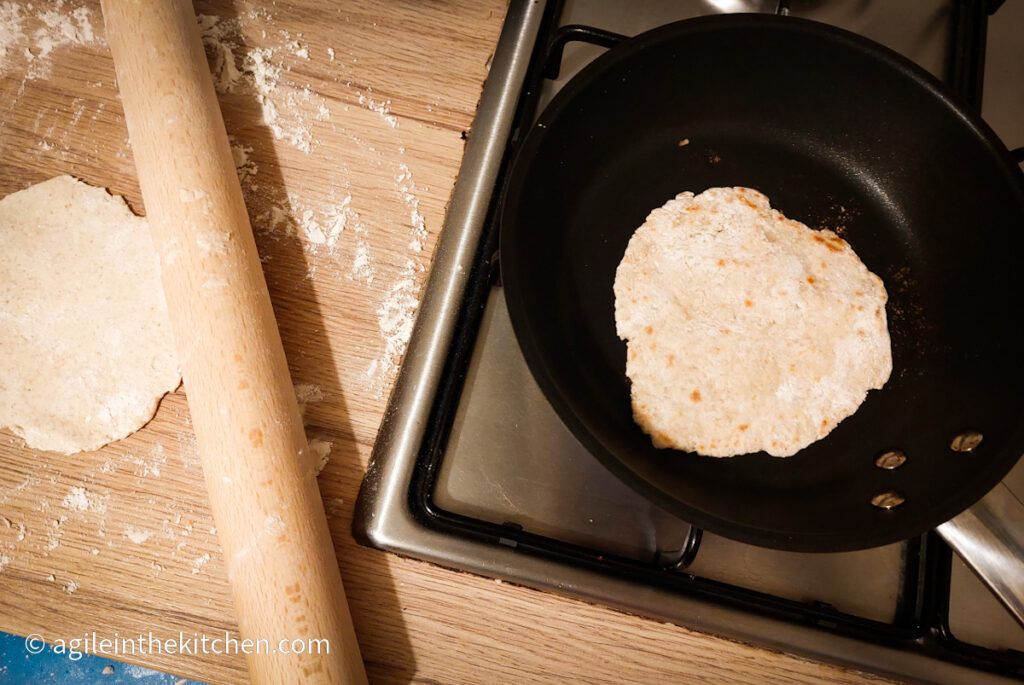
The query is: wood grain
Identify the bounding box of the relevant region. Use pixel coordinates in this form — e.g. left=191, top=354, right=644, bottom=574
left=0, top=1, right=892, bottom=683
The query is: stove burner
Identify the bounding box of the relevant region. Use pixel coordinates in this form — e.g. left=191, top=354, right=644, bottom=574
left=355, top=1, right=1024, bottom=681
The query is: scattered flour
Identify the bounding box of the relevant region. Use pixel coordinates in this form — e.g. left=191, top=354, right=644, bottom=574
left=294, top=383, right=325, bottom=412
left=63, top=578, right=78, bottom=594
left=191, top=552, right=211, bottom=574
left=124, top=527, right=153, bottom=544
left=197, top=14, right=242, bottom=93
left=396, top=164, right=428, bottom=252
left=252, top=188, right=359, bottom=268
left=364, top=164, right=430, bottom=396
left=350, top=240, right=373, bottom=284
left=62, top=487, right=89, bottom=511
left=230, top=138, right=258, bottom=189
left=44, top=515, right=67, bottom=551
left=368, top=276, right=421, bottom=396
left=0, top=553, right=8, bottom=573
left=60, top=486, right=106, bottom=513
left=295, top=382, right=326, bottom=425
left=199, top=14, right=328, bottom=154
left=358, top=92, right=398, bottom=128
left=0, top=2, right=104, bottom=79
left=0, top=2, right=24, bottom=70
left=61, top=483, right=91, bottom=509
left=323, top=199, right=352, bottom=250
left=127, top=443, right=167, bottom=478
left=175, top=430, right=199, bottom=470
left=308, top=438, right=331, bottom=475
left=293, top=198, right=351, bottom=253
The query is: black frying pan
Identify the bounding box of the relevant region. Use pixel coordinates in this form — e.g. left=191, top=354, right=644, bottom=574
left=500, top=14, right=1024, bottom=552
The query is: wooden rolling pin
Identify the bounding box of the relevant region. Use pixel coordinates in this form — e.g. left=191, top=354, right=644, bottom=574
left=100, top=2, right=367, bottom=683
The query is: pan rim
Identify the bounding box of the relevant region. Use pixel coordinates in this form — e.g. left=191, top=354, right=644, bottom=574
left=499, top=13, right=1024, bottom=553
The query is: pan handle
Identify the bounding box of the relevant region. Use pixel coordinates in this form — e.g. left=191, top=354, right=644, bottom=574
left=936, top=481, right=1024, bottom=627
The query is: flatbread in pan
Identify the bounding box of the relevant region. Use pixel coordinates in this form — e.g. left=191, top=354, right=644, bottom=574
left=614, top=187, right=891, bottom=457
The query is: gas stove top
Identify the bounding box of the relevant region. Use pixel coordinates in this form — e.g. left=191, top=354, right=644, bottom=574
left=355, top=2, right=1024, bottom=682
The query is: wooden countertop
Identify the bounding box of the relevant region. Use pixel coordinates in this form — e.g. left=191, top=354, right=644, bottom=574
left=0, top=1, right=890, bottom=682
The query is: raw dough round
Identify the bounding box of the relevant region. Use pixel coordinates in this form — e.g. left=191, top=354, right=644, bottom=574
left=613, top=187, right=891, bottom=457
left=0, top=176, right=180, bottom=454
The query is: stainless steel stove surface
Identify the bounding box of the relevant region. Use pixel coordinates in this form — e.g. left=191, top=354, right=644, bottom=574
left=355, top=1, right=1024, bottom=682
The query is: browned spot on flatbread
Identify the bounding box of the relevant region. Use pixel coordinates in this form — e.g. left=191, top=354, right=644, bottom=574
left=249, top=428, right=263, bottom=447
left=691, top=389, right=702, bottom=402
left=738, top=424, right=749, bottom=432
left=744, top=299, right=753, bottom=307
left=666, top=354, right=674, bottom=367
left=812, top=233, right=845, bottom=253
left=806, top=276, right=816, bottom=284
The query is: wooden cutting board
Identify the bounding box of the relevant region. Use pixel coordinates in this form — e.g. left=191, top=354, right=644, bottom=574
left=0, top=1, right=887, bottom=682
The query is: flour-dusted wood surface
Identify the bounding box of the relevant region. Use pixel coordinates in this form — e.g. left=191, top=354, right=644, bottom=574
left=0, top=2, right=889, bottom=683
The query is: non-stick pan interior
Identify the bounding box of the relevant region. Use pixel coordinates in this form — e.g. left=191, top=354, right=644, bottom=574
left=500, top=15, right=1024, bottom=551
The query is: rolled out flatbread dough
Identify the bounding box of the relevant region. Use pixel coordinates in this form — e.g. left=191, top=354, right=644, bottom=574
left=0, top=175, right=180, bottom=454
left=613, top=187, right=891, bottom=457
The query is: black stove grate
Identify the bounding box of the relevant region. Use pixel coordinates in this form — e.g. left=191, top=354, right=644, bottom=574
left=406, top=0, right=1024, bottom=678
